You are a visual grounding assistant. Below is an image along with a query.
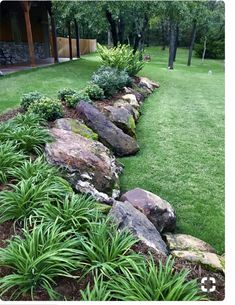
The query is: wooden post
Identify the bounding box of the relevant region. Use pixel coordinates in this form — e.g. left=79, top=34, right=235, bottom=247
left=74, top=19, right=80, bottom=58
left=22, top=1, right=36, bottom=67
left=68, top=22, right=73, bottom=60
left=47, top=3, right=59, bottom=63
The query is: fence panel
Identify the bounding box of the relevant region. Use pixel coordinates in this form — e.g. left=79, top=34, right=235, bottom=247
left=57, top=37, right=96, bottom=57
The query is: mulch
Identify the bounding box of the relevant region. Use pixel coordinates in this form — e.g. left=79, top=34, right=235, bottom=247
left=0, top=107, right=23, bottom=123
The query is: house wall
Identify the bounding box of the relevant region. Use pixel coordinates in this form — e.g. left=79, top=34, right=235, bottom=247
left=0, top=1, right=50, bottom=65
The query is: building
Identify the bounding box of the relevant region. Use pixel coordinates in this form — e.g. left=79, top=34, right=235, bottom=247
left=0, top=0, right=58, bottom=67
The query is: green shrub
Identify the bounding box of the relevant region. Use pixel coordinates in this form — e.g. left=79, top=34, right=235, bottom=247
left=0, top=222, right=81, bottom=300
left=0, top=142, right=26, bottom=183
left=9, top=156, right=59, bottom=183
left=12, top=112, right=46, bottom=127
left=194, top=39, right=225, bottom=59
left=66, top=91, right=91, bottom=108
left=80, top=219, right=140, bottom=277
left=97, top=44, right=144, bottom=77
left=20, top=91, right=45, bottom=110
left=108, top=255, right=205, bottom=301
left=34, top=193, right=99, bottom=233
left=28, top=97, right=63, bottom=121
left=80, top=275, right=112, bottom=301
left=0, top=176, right=72, bottom=223
left=85, top=83, right=105, bottom=100
left=58, top=88, right=77, bottom=101
left=91, top=66, right=132, bottom=97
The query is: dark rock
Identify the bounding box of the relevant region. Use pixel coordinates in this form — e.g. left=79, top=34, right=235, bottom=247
left=76, top=101, right=139, bottom=156
left=120, top=188, right=176, bottom=233
left=109, top=200, right=168, bottom=255
left=99, top=105, right=136, bottom=137
left=45, top=128, right=122, bottom=203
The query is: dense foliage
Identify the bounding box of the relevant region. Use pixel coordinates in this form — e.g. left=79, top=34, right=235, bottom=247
left=66, top=91, right=91, bottom=108
left=97, top=44, right=144, bottom=76
left=20, top=91, right=45, bottom=110
left=91, top=66, right=132, bottom=97
left=28, top=97, right=63, bottom=121
left=85, top=83, right=105, bottom=100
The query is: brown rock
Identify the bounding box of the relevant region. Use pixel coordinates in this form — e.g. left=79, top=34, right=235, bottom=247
left=120, top=188, right=176, bottom=233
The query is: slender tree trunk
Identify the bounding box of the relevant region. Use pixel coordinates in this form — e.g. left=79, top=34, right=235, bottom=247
left=105, top=10, right=118, bottom=46
left=133, top=16, right=148, bottom=53
left=173, top=24, right=179, bottom=61
left=202, top=36, right=207, bottom=62
left=161, top=21, right=166, bottom=50
left=187, top=21, right=197, bottom=66
left=118, top=16, right=125, bottom=44
left=68, top=22, right=72, bottom=60
left=74, top=19, right=80, bottom=58
left=168, top=21, right=176, bottom=69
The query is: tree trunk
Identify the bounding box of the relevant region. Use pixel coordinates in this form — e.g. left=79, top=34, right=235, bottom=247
left=168, top=21, right=176, bottom=69
left=105, top=10, right=118, bottom=46
left=74, top=19, right=80, bottom=58
left=133, top=15, right=148, bottom=53
left=202, top=36, right=207, bottom=62
left=68, top=22, right=73, bottom=60
left=173, top=24, right=179, bottom=61
left=118, top=16, right=125, bottom=44
left=187, top=21, right=197, bottom=66
left=161, top=21, right=166, bottom=50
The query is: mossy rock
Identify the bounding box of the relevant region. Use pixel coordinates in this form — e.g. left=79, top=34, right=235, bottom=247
left=54, top=118, right=98, bottom=140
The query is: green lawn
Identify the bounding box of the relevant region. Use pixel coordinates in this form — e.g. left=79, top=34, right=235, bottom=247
left=0, top=48, right=224, bottom=253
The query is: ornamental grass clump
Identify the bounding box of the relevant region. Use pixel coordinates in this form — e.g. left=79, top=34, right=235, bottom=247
left=80, top=219, right=141, bottom=277
left=97, top=44, right=144, bottom=77
left=34, top=193, right=100, bottom=233
left=0, top=141, right=26, bottom=183
left=0, top=222, right=82, bottom=300
left=108, top=255, right=205, bottom=301
left=0, top=113, right=52, bottom=154
left=0, top=176, right=72, bottom=224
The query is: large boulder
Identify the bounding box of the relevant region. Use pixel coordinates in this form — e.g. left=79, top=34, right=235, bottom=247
left=76, top=101, right=139, bottom=156
left=114, top=99, right=140, bottom=122
left=163, top=233, right=216, bottom=253
left=121, top=94, right=140, bottom=110
left=45, top=128, right=122, bottom=204
left=109, top=200, right=168, bottom=255
left=120, top=188, right=176, bottom=233
left=99, top=105, right=136, bottom=137
left=171, top=250, right=225, bottom=273
left=54, top=118, right=98, bottom=140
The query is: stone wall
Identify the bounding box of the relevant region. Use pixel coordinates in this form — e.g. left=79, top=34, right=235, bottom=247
left=0, top=42, right=47, bottom=65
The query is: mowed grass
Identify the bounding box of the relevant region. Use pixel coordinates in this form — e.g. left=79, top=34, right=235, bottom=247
left=120, top=47, right=224, bottom=253
left=0, top=54, right=99, bottom=113
left=0, top=48, right=224, bottom=253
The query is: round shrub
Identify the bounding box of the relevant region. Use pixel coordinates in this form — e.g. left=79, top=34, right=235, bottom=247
left=20, top=91, right=45, bottom=110
left=91, top=66, right=132, bottom=97
left=58, top=88, right=77, bottom=101
left=66, top=91, right=91, bottom=108
left=28, top=97, right=63, bottom=121
left=85, top=83, right=105, bottom=100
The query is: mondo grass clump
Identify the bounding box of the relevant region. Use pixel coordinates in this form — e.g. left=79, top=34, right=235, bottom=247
left=0, top=222, right=82, bottom=300
left=80, top=219, right=141, bottom=277
left=108, top=255, right=205, bottom=301
left=0, top=141, right=26, bottom=183
left=34, top=193, right=100, bottom=233
left=0, top=113, right=52, bottom=154
left=0, top=176, right=72, bottom=224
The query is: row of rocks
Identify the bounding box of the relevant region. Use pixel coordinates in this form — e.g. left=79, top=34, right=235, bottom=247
left=45, top=76, right=224, bottom=273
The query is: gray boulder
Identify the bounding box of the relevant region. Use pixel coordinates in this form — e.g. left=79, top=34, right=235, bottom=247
left=109, top=200, right=168, bottom=255
left=76, top=101, right=139, bottom=156
left=99, top=105, right=136, bottom=137
left=45, top=128, right=122, bottom=203
left=120, top=188, right=176, bottom=233
left=54, top=118, right=98, bottom=140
